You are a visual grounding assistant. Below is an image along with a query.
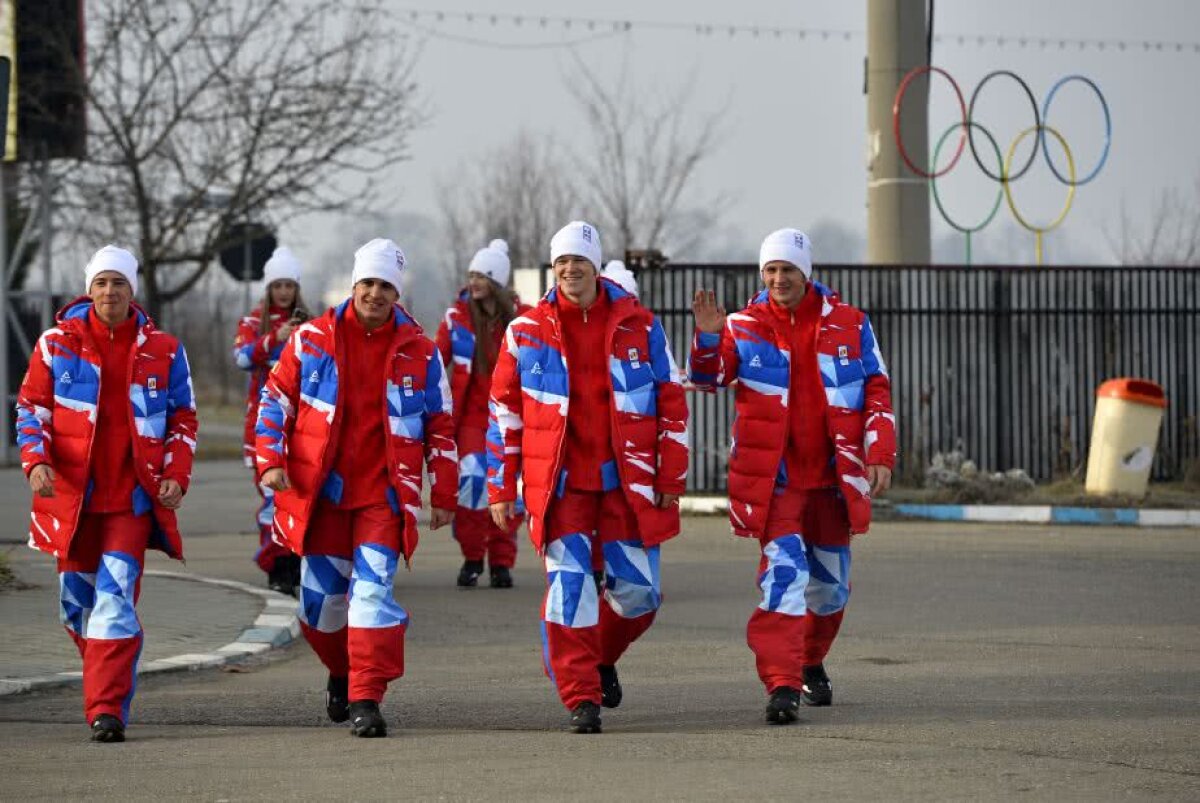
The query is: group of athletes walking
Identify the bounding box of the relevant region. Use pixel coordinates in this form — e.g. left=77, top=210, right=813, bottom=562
left=17, top=221, right=894, bottom=741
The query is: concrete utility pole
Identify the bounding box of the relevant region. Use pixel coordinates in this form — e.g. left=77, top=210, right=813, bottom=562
left=865, top=0, right=931, bottom=264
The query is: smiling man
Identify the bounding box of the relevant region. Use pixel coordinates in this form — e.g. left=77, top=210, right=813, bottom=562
left=487, top=220, right=689, bottom=734
left=257, top=237, right=457, bottom=738
left=16, top=245, right=198, bottom=743
left=689, top=228, right=896, bottom=725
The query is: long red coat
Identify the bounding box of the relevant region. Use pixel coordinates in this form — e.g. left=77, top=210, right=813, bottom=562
left=15, top=298, right=199, bottom=559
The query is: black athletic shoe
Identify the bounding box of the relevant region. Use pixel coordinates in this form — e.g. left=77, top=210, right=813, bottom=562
left=348, top=700, right=388, bottom=738
left=326, top=675, right=350, bottom=723
left=599, top=664, right=622, bottom=709
left=801, top=664, right=833, bottom=707
left=90, top=714, right=125, bottom=743
left=765, top=686, right=802, bottom=724
left=456, top=560, right=484, bottom=588
left=569, top=702, right=602, bottom=734
left=489, top=566, right=514, bottom=588
left=267, top=558, right=298, bottom=598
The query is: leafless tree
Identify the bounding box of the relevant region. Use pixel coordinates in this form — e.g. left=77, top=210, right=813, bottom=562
left=436, top=130, right=575, bottom=274
left=1109, top=179, right=1200, bottom=266
left=46, top=0, right=422, bottom=319
left=564, top=54, right=730, bottom=260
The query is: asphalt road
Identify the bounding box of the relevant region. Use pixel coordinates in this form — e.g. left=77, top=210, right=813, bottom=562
left=0, top=463, right=1197, bottom=801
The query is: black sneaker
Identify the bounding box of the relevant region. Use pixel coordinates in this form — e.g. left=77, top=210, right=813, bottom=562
left=765, top=686, right=802, bottom=724
left=489, top=566, right=513, bottom=588
left=569, top=701, right=602, bottom=734
left=326, top=675, right=349, bottom=723
left=456, top=560, right=484, bottom=588
left=348, top=700, right=387, bottom=738
left=268, top=558, right=297, bottom=598
left=599, top=664, right=622, bottom=709
left=90, top=714, right=125, bottom=743
left=801, top=664, right=833, bottom=707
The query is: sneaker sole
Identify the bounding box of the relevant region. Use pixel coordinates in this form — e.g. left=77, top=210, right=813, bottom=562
left=765, top=706, right=801, bottom=724
left=91, top=730, right=125, bottom=743
left=570, top=723, right=602, bottom=734
left=350, top=726, right=387, bottom=738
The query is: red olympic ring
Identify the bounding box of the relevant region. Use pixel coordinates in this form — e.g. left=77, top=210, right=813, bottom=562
left=892, top=66, right=968, bottom=179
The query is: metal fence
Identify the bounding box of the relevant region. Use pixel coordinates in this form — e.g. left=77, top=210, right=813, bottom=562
left=545, top=264, right=1200, bottom=492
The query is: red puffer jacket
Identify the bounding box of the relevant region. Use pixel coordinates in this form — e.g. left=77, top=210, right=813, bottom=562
left=255, top=300, right=457, bottom=562
left=486, top=278, right=689, bottom=551
left=15, top=298, right=199, bottom=559
left=688, top=282, right=896, bottom=536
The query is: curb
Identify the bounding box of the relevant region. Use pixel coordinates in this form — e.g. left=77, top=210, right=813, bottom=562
left=0, top=571, right=299, bottom=698
left=681, top=496, right=1200, bottom=528
left=891, top=504, right=1200, bottom=527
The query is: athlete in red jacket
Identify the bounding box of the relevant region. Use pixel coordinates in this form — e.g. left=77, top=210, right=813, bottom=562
left=690, top=229, right=896, bottom=725
left=488, top=221, right=689, bottom=734
left=435, top=239, right=531, bottom=588
left=16, top=246, right=198, bottom=743
left=232, top=247, right=311, bottom=595
left=258, top=238, right=456, bottom=738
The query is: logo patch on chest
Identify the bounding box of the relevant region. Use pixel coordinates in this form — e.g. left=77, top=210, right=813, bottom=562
left=627, top=347, right=641, bottom=369
left=147, top=376, right=159, bottom=398
left=402, top=375, right=414, bottom=396
left=59, top=370, right=72, bottom=384
left=309, top=371, right=320, bottom=384
left=838, top=345, right=850, bottom=365
left=749, top=355, right=762, bottom=368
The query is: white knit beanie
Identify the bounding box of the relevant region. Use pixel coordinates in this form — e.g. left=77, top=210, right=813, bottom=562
left=468, top=238, right=512, bottom=286
left=549, top=220, right=601, bottom=271
left=262, top=247, right=303, bottom=286
left=84, top=245, right=139, bottom=296
left=601, top=259, right=638, bottom=297
left=758, top=228, right=813, bottom=279
left=352, top=238, right=406, bottom=290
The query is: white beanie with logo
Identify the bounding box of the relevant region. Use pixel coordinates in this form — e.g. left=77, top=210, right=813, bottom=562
left=262, top=247, right=303, bottom=286
left=549, top=220, right=601, bottom=271
left=468, top=238, right=512, bottom=286
left=601, top=259, right=638, bottom=297
left=758, top=228, right=813, bottom=279
left=352, top=238, right=406, bottom=290
left=85, top=245, right=139, bottom=296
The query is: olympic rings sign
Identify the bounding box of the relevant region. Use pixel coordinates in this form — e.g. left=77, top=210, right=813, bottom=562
left=892, top=66, right=1111, bottom=264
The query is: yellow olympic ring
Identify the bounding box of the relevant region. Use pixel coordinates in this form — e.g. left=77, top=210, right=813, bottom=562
left=1003, top=125, right=1076, bottom=265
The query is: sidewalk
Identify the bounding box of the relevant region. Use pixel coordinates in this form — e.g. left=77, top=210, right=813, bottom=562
left=0, top=549, right=299, bottom=696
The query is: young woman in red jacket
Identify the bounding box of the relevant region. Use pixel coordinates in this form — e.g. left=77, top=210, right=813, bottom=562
left=16, top=246, right=198, bottom=743
left=435, top=239, right=530, bottom=588
left=232, top=247, right=310, bottom=595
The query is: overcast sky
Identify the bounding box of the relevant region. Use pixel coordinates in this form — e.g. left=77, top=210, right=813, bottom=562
left=282, top=0, right=1200, bottom=288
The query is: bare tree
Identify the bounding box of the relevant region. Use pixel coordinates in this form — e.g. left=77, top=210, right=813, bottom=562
left=564, top=54, right=730, bottom=260
left=436, top=130, right=575, bottom=274
left=1109, top=179, right=1200, bottom=266
left=48, top=0, right=422, bottom=319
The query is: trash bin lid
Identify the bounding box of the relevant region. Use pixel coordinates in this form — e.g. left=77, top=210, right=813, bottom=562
left=1096, top=378, right=1167, bottom=408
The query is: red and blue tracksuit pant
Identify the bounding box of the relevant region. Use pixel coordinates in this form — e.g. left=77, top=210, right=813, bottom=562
left=57, top=511, right=152, bottom=725
left=540, top=487, right=661, bottom=710
left=747, top=486, right=852, bottom=693
left=297, top=501, right=408, bottom=703
left=454, top=427, right=521, bottom=568
left=251, top=475, right=292, bottom=574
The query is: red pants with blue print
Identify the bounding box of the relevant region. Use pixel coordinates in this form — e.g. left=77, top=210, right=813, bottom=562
left=298, top=501, right=408, bottom=703
left=541, top=488, right=662, bottom=710
left=454, top=428, right=521, bottom=568
left=252, top=478, right=291, bottom=573
left=57, top=511, right=151, bottom=725
left=747, top=487, right=852, bottom=693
